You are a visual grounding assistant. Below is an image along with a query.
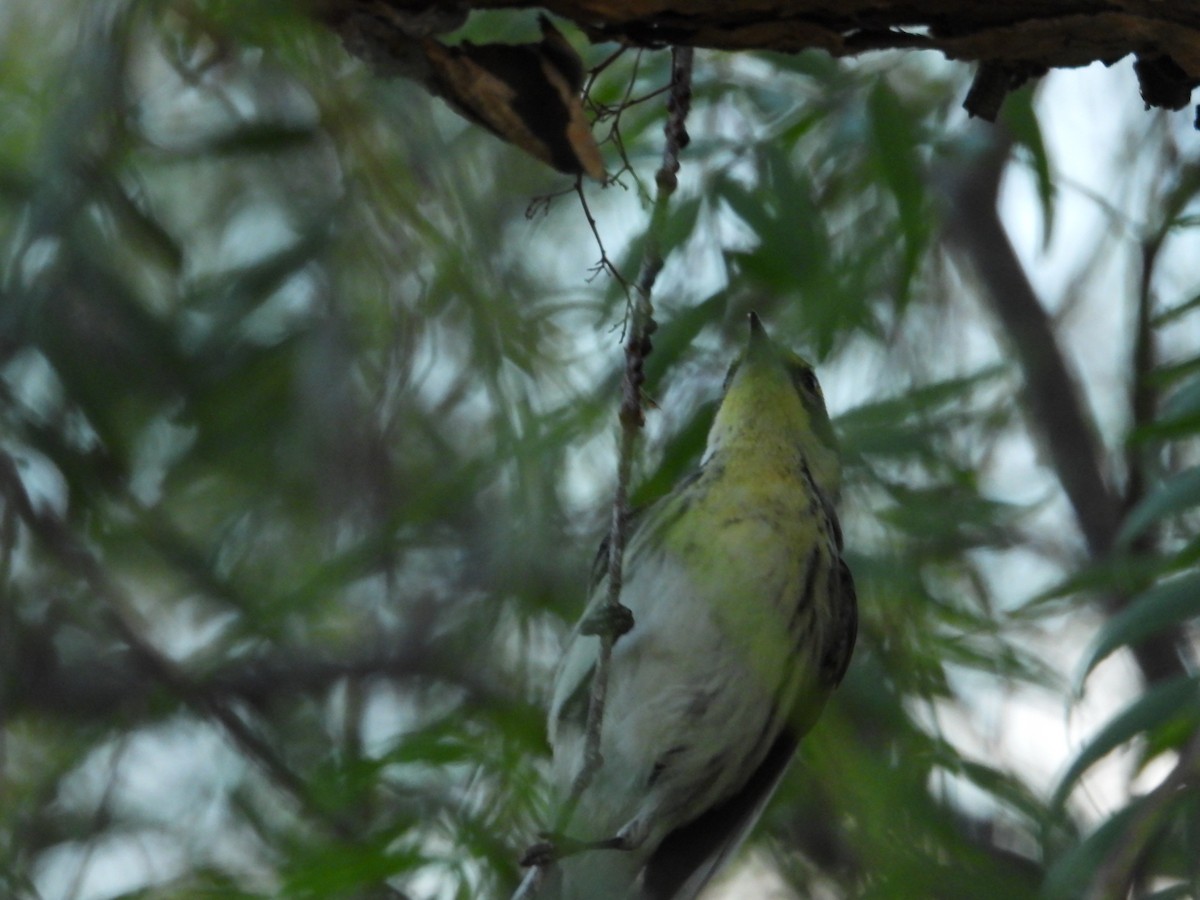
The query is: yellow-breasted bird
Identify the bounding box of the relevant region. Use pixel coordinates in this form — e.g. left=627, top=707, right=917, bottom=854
left=541, top=313, right=857, bottom=899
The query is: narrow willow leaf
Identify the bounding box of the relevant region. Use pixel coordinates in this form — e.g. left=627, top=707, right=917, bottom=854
left=1119, top=466, right=1200, bottom=545
left=867, top=79, right=928, bottom=282
left=1003, top=86, right=1055, bottom=250
left=1077, top=573, right=1200, bottom=680
left=1051, top=675, right=1200, bottom=811
left=1162, top=377, right=1200, bottom=425
left=1152, top=292, right=1200, bottom=327
left=1040, top=801, right=1143, bottom=899
left=1015, top=555, right=1164, bottom=617
left=957, top=758, right=1051, bottom=827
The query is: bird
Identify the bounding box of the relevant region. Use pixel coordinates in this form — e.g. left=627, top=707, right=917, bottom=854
left=537, top=312, right=857, bottom=899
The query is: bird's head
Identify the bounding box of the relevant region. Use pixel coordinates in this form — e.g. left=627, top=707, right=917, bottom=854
left=705, top=312, right=841, bottom=496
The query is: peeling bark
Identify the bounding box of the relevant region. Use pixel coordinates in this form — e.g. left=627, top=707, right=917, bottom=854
left=312, top=0, right=1197, bottom=171
left=317, top=0, right=1200, bottom=102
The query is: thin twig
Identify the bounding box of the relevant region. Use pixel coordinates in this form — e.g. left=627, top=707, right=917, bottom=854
left=576, top=182, right=629, bottom=290
left=584, top=46, right=631, bottom=94
left=938, top=127, right=1187, bottom=686
left=0, top=453, right=405, bottom=864
left=526, top=182, right=579, bottom=219
left=593, top=50, right=649, bottom=198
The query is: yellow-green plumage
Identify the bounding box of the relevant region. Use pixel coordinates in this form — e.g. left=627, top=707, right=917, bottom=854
left=545, top=314, right=856, bottom=900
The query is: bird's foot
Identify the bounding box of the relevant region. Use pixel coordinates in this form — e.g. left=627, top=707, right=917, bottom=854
left=579, top=601, right=634, bottom=639
left=519, top=839, right=558, bottom=868
left=519, top=832, right=633, bottom=867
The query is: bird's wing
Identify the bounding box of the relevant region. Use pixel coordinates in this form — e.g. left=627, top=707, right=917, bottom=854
left=640, top=542, right=857, bottom=900
left=823, top=557, right=858, bottom=687
left=640, top=726, right=800, bottom=900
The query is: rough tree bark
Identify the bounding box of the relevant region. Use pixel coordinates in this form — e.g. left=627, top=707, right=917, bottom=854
left=316, top=0, right=1200, bottom=121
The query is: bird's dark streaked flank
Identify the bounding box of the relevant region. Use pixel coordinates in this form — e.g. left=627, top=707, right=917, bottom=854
left=541, top=314, right=857, bottom=899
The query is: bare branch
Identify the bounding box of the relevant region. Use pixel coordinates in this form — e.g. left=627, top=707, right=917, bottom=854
left=939, top=129, right=1187, bottom=685
left=320, top=1, right=1200, bottom=118
left=0, top=450, right=416, bottom=900
left=7, top=626, right=521, bottom=722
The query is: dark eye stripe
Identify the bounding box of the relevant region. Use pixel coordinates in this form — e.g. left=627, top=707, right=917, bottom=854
left=788, top=363, right=837, bottom=450
left=788, top=363, right=821, bottom=399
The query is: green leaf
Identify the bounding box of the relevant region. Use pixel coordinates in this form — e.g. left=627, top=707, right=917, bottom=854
left=717, top=175, right=776, bottom=244
left=641, top=292, right=727, bottom=390
left=1043, top=784, right=1200, bottom=899
left=1015, top=555, right=1165, bottom=618
left=867, top=79, right=929, bottom=297
left=1119, top=467, right=1200, bottom=545
left=1002, top=85, right=1055, bottom=249
left=1152, top=291, right=1200, bottom=327
left=1051, top=675, right=1200, bottom=810
left=955, top=757, right=1052, bottom=827
left=1163, top=376, right=1200, bottom=426
left=836, top=365, right=1007, bottom=462
left=719, top=147, right=834, bottom=301
left=280, top=839, right=424, bottom=897
left=838, top=365, right=1006, bottom=426
left=1150, top=352, right=1200, bottom=390
left=1040, top=801, right=1143, bottom=899
left=630, top=400, right=714, bottom=509
left=1135, top=375, right=1200, bottom=442
left=1077, top=573, right=1200, bottom=680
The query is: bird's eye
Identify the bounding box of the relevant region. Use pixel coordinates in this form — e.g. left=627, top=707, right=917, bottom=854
left=789, top=364, right=821, bottom=399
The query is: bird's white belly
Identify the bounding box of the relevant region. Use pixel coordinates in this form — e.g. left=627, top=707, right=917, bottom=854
left=584, top=540, right=802, bottom=845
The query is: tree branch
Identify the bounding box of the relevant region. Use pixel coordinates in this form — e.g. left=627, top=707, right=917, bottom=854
left=939, top=129, right=1187, bottom=685
left=7, top=623, right=520, bottom=722
left=317, top=0, right=1200, bottom=114
left=0, top=450, right=419, bottom=896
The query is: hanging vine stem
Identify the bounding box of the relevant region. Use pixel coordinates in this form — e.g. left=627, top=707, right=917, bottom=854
left=514, top=46, right=694, bottom=900
left=573, top=40, right=693, bottom=808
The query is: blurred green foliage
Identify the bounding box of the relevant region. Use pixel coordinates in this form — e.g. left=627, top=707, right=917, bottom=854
left=1, top=3, right=1199, bottom=900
